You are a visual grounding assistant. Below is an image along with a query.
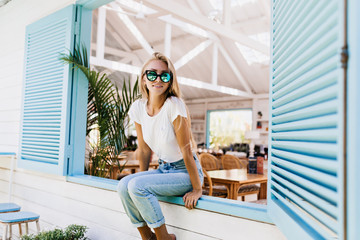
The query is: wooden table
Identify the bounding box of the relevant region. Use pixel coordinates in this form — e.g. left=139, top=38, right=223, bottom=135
left=111, top=160, right=159, bottom=179
left=207, top=169, right=267, bottom=200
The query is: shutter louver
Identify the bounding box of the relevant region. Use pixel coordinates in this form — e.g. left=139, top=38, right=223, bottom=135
left=18, top=5, right=76, bottom=175
left=268, top=1, right=344, bottom=239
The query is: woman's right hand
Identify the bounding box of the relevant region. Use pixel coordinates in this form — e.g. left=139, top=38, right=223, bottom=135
left=183, top=189, right=202, bottom=209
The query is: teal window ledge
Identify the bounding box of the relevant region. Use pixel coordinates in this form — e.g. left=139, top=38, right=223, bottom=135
left=67, top=174, right=272, bottom=224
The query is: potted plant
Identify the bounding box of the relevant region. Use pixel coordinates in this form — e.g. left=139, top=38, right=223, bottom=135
left=21, top=224, right=88, bottom=240
left=61, top=44, right=140, bottom=178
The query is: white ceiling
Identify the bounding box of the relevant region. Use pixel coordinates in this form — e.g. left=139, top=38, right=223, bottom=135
left=90, top=0, right=270, bottom=101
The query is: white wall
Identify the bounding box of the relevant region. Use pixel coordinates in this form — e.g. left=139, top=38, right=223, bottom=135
left=0, top=1, right=285, bottom=239
left=0, top=0, right=75, bottom=153
left=0, top=156, right=286, bottom=240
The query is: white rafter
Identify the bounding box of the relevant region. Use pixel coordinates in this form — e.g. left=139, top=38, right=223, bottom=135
left=109, top=2, right=154, bottom=55
left=90, top=56, right=252, bottom=98
left=186, top=0, right=201, bottom=14
left=158, top=15, right=215, bottom=40
left=142, top=0, right=268, bottom=54
left=106, top=14, right=132, bottom=51
left=96, top=7, right=106, bottom=59
left=218, top=44, right=253, bottom=94
left=174, top=39, right=212, bottom=70
left=91, top=43, right=135, bottom=59
left=212, top=43, right=218, bottom=85
left=164, top=22, right=172, bottom=58
left=91, top=56, right=140, bottom=74
left=223, top=0, right=231, bottom=27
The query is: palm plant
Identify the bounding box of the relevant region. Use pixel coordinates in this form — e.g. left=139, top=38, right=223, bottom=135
left=60, top=44, right=140, bottom=178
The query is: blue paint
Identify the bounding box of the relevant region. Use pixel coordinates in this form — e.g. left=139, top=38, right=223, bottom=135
left=76, top=0, right=114, bottom=10
left=67, top=175, right=272, bottom=223
left=67, top=5, right=92, bottom=176
left=347, top=0, right=360, bottom=239
left=0, top=153, right=16, bottom=156
left=18, top=5, right=77, bottom=176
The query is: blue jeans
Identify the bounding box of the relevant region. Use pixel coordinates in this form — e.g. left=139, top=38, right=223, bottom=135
left=117, top=154, right=203, bottom=228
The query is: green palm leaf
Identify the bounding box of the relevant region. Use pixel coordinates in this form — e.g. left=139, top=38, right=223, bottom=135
left=60, top=44, right=140, bottom=178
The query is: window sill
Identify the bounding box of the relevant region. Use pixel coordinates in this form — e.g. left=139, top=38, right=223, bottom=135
left=67, top=174, right=272, bottom=224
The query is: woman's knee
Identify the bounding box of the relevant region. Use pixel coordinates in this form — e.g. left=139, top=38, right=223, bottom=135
left=127, top=177, right=148, bottom=197
left=117, top=175, right=131, bottom=197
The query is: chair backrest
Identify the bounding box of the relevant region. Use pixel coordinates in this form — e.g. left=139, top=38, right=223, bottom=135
left=221, top=154, right=246, bottom=169
left=202, top=168, right=213, bottom=196
left=199, top=153, right=219, bottom=171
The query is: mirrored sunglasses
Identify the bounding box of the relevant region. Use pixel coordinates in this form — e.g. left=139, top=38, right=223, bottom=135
left=145, top=70, right=172, bottom=83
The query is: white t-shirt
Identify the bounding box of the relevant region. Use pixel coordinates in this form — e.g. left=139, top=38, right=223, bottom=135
left=128, top=96, right=189, bottom=163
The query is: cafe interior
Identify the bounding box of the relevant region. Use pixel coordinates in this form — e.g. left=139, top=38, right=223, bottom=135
left=87, top=0, right=271, bottom=204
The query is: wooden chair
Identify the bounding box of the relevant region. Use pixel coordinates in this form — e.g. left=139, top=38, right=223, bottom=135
left=221, top=155, right=260, bottom=201
left=202, top=169, right=228, bottom=198
left=199, top=153, right=220, bottom=171
left=221, top=154, right=246, bottom=169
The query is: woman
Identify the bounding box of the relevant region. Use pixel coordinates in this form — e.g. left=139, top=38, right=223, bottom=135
left=117, top=52, right=203, bottom=240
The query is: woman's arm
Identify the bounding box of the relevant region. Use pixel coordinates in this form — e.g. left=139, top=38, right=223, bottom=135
left=173, top=116, right=202, bottom=210
left=134, top=122, right=152, bottom=171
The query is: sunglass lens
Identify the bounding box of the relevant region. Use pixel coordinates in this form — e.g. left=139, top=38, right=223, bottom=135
left=161, top=73, right=171, bottom=83
left=146, top=71, right=157, bottom=81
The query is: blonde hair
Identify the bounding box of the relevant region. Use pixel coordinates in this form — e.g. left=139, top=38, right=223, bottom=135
left=139, top=52, right=197, bottom=150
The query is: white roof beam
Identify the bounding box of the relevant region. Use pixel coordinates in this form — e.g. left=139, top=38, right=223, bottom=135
left=174, top=39, right=212, bottom=70
left=109, top=2, right=154, bottom=55
left=91, top=43, right=136, bottom=59
left=143, top=0, right=268, bottom=55
left=259, top=0, right=271, bottom=19
left=211, top=43, right=218, bottom=86
left=158, top=15, right=217, bottom=40
left=186, top=0, right=201, bottom=14
left=185, top=96, right=252, bottom=104
left=96, top=7, right=106, bottom=59
left=223, top=0, right=231, bottom=27
left=218, top=44, right=253, bottom=94
left=106, top=15, right=132, bottom=51
left=90, top=56, right=252, bottom=97
left=232, top=16, right=268, bottom=33
left=164, top=22, right=172, bottom=58
left=178, top=76, right=251, bottom=98
left=91, top=56, right=140, bottom=75
left=119, top=57, right=133, bottom=64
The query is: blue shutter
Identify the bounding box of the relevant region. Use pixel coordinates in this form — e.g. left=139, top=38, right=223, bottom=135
left=18, top=5, right=76, bottom=175
left=268, top=1, right=345, bottom=239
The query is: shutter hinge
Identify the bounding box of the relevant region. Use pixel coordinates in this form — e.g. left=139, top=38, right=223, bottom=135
left=74, top=20, right=80, bottom=36
left=341, top=45, right=349, bottom=69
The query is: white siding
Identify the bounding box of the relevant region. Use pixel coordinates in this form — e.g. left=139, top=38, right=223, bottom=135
left=1, top=157, right=285, bottom=240
left=0, top=1, right=285, bottom=239
left=0, top=0, right=74, bottom=153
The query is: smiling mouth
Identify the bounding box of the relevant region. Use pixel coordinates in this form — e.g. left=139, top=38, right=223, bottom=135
left=153, top=85, right=163, bottom=88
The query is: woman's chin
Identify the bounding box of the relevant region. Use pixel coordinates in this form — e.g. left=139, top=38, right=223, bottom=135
left=149, top=87, right=166, bottom=95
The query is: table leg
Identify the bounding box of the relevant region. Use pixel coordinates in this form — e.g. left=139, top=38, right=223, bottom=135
left=229, top=183, right=239, bottom=200
left=259, top=182, right=267, bottom=199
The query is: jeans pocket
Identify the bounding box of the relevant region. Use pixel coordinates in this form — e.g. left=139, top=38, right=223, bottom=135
left=172, top=159, right=186, bottom=170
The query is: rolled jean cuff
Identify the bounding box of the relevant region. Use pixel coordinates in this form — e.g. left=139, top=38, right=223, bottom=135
left=132, top=221, right=147, bottom=228
left=147, top=217, right=166, bottom=229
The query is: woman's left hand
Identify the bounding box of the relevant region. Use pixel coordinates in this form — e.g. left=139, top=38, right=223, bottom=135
left=183, top=189, right=202, bottom=209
